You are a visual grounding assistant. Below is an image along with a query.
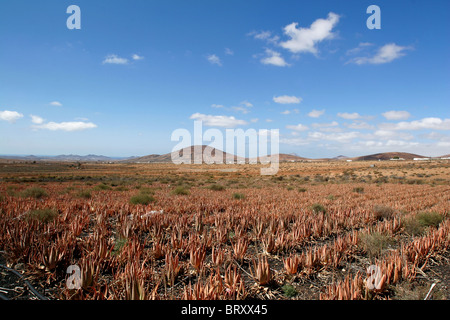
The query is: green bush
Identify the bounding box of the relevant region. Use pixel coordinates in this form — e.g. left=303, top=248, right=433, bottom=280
left=26, top=209, right=58, bottom=223
left=232, top=193, right=245, bottom=200
left=208, top=184, right=225, bottom=191
left=359, top=232, right=396, bottom=257
left=373, top=205, right=395, bottom=221
left=298, top=188, right=307, bottom=193
left=416, top=212, right=443, bottom=228
left=130, top=193, right=156, bottom=205
left=172, top=186, right=190, bottom=195
left=311, top=203, right=327, bottom=214
left=282, top=284, right=297, bottom=298
left=112, top=237, right=127, bottom=256
left=77, top=190, right=92, bottom=199
left=403, top=212, right=443, bottom=236
left=353, top=187, right=365, bottom=194
left=94, top=183, right=111, bottom=191
left=20, top=187, right=48, bottom=199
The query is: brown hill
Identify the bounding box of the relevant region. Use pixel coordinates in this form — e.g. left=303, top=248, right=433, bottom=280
left=351, top=152, right=426, bottom=161
left=125, top=145, right=245, bottom=164
left=250, top=153, right=309, bottom=163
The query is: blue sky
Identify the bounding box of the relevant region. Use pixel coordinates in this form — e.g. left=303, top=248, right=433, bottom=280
left=0, top=0, right=449, bottom=158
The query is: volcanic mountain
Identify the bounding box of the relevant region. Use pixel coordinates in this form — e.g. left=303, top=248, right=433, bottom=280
left=351, top=152, right=426, bottom=161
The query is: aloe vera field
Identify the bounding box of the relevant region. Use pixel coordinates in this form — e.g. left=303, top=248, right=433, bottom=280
left=0, top=160, right=449, bottom=300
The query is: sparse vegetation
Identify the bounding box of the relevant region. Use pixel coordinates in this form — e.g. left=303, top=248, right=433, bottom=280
left=373, top=205, right=395, bottom=221
left=172, top=186, right=190, bottom=195
left=359, top=232, right=396, bottom=257
left=25, top=208, right=58, bottom=223
left=232, top=193, right=245, bottom=200
left=208, top=184, right=225, bottom=191
left=311, top=203, right=326, bottom=214
left=403, top=212, right=444, bottom=236
left=0, top=160, right=448, bottom=300
left=20, top=187, right=48, bottom=199
left=353, top=187, right=365, bottom=194
left=282, top=284, right=297, bottom=298
left=130, top=193, right=156, bottom=205
left=77, top=190, right=92, bottom=199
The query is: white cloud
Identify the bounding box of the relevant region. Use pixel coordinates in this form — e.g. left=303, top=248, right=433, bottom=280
left=261, top=49, right=290, bottom=67
left=385, top=140, right=419, bottom=147
left=308, top=109, right=325, bottom=118
left=350, top=43, right=411, bottom=65
left=286, top=123, right=309, bottom=131
left=0, top=110, right=24, bottom=123
left=34, top=121, right=97, bottom=131
left=258, top=129, right=280, bottom=137
left=232, top=106, right=250, bottom=114
left=279, top=12, right=340, bottom=54
left=248, top=30, right=279, bottom=44
left=312, top=121, right=339, bottom=128
left=337, top=112, right=362, bottom=120
left=266, top=119, right=273, bottom=123
left=382, top=110, right=411, bottom=120
left=346, top=121, right=375, bottom=130
left=240, top=100, right=253, bottom=108
left=132, top=54, right=144, bottom=60
left=207, top=54, right=222, bottom=66
left=273, top=95, right=302, bottom=104
left=308, top=131, right=359, bottom=142
left=281, top=110, right=291, bottom=115
left=250, top=118, right=259, bottom=123
left=190, top=113, right=247, bottom=127
left=102, top=54, right=129, bottom=65
left=381, top=117, right=450, bottom=131
left=346, top=42, right=374, bottom=55
left=30, top=115, right=44, bottom=124
left=373, top=129, right=414, bottom=140
left=49, top=101, right=62, bottom=107
left=225, top=48, right=234, bottom=55
left=211, top=104, right=225, bottom=109
left=280, top=137, right=310, bottom=146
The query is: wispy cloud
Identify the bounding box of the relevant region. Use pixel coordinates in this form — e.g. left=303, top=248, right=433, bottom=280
left=260, top=49, right=290, bottom=67
left=380, top=117, right=450, bottom=131
left=247, top=30, right=280, bottom=44
left=225, top=48, right=234, bottom=56
left=190, top=113, right=247, bottom=127
left=273, top=95, right=302, bottom=104
left=102, top=54, right=129, bottom=65
left=33, top=121, right=97, bottom=131
left=337, top=112, right=362, bottom=120
left=349, top=43, right=412, bottom=65
left=0, top=110, right=23, bottom=123
left=346, top=121, right=375, bottom=130
left=286, top=123, right=309, bottom=131
left=346, top=42, right=374, bottom=55
left=279, top=12, right=340, bottom=55
left=49, top=101, right=63, bottom=107
left=206, top=54, right=222, bottom=66
left=382, top=110, right=411, bottom=120
left=308, top=109, right=325, bottom=118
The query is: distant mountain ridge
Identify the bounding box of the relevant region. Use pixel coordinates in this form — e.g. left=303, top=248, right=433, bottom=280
left=1, top=148, right=449, bottom=163
left=0, top=154, right=127, bottom=162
